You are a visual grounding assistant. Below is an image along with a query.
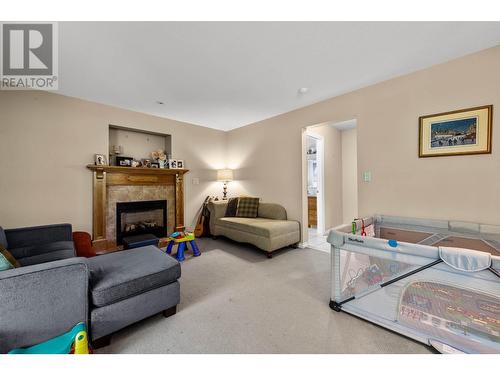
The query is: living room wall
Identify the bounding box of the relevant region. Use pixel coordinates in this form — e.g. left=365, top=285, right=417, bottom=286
left=0, top=91, right=226, bottom=232
left=2, top=46, right=499, bottom=240
left=227, top=45, right=500, bottom=236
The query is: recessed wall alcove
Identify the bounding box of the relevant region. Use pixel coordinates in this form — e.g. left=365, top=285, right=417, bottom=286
left=108, top=124, right=172, bottom=165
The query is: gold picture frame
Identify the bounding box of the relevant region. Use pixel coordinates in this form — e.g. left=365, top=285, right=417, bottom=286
left=419, top=105, right=492, bottom=157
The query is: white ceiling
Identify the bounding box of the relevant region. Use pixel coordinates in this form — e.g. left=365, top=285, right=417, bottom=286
left=58, top=22, right=500, bottom=131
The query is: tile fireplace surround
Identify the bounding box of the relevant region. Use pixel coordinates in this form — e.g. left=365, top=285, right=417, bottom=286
left=107, top=186, right=175, bottom=243
left=87, top=165, right=188, bottom=250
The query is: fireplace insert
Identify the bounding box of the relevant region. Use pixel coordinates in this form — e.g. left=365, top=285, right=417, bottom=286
left=116, top=200, right=167, bottom=245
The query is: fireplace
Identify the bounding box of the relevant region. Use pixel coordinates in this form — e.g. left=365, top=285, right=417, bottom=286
left=116, top=200, right=167, bottom=245
left=87, top=165, right=187, bottom=250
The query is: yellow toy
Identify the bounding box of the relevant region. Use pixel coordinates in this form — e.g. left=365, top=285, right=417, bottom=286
left=74, top=330, right=89, bottom=354
left=8, top=322, right=91, bottom=354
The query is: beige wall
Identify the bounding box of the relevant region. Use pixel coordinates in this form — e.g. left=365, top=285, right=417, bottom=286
left=0, top=91, right=226, bottom=232
left=228, top=46, right=500, bottom=237
left=341, top=128, right=358, bottom=224
left=2, top=46, right=499, bottom=239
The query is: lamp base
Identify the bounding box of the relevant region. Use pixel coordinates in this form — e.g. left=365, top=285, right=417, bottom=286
left=222, top=183, right=228, bottom=200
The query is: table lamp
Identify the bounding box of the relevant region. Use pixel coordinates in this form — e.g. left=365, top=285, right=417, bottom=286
left=217, top=169, right=233, bottom=200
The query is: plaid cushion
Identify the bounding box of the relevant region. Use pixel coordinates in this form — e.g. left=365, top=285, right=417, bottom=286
left=224, top=197, right=239, bottom=217
left=236, top=197, right=260, bottom=218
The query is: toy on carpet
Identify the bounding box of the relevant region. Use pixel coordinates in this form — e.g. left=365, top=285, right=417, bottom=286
left=166, top=226, right=201, bottom=262
left=8, top=322, right=90, bottom=354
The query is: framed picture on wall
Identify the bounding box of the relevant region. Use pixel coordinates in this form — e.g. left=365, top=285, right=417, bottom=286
left=419, top=105, right=492, bottom=157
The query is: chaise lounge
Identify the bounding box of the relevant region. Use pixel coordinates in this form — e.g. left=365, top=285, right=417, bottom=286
left=208, top=201, right=300, bottom=258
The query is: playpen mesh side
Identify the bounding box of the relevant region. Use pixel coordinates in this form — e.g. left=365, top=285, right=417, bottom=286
left=337, top=248, right=416, bottom=300
left=399, top=281, right=500, bottom=352
left=331, top=215, right=500, bottom=353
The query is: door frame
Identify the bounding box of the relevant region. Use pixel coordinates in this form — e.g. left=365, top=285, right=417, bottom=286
left=302, top=129, right=325, bottom=244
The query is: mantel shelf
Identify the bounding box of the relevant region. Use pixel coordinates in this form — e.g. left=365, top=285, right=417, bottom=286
left=86, top=164, right=189, bottom=175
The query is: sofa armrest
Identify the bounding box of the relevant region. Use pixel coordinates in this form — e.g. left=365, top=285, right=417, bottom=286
left=207, top=201, right=228, bottom=220
left=258, top=203, right=288, bottom=220
left=207, top=201, right=228, bottom=235
left=5, top=224, right=73, bottom=249
left=0, top=257, right=89, bottom=353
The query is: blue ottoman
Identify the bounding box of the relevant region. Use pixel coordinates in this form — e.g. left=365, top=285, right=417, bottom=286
left=122, top=234, right=159, bottom=249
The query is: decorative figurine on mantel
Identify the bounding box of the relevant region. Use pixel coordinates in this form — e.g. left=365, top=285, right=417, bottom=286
left=151, top=149, right=168, bottom=168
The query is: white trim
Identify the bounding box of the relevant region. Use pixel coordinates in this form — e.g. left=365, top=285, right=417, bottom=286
left=299, top=241, right=331, bottom=253
left=304, top=130, right=326, bottom=236
left=301, top=128, right=309, bottom=244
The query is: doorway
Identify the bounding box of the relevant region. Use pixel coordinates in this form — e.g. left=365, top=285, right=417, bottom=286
left=304, top=131, right=326, bottom=248
left=301, top=120, right=358, bottom=252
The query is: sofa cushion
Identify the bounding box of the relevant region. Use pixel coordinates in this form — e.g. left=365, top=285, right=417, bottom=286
left=224, top=197, right=239, bottom=217
left=9, top=241, right=75, bottom=261
left=219, top=217, right=299, bottom=238
left=87, top=246, right=181, bottom=308
left=73, top=231, right=97, bottom=258
left=236, top=197, right=259, bottom=218
left=18, top=249, right=76, bottom=267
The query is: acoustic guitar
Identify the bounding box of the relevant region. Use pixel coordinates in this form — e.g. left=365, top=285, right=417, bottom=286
left=194, top=196, right=212, bottom=237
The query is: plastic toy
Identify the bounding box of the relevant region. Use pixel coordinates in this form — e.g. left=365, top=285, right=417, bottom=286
left=73, top=330, right=90, bottom=354
left=166, top=231, right=201, bottom=261
left=8, top=322, right=90, bottom=354
left=352, top=218, right=367, bottom=236
left=170, top=231, right=185, bottom=239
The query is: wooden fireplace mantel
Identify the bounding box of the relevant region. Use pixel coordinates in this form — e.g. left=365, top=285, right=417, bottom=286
left=87, top=165, right=189, bottom=249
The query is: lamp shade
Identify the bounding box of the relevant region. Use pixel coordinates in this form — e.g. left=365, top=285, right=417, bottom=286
left=217, top=169, right=233, bottom=182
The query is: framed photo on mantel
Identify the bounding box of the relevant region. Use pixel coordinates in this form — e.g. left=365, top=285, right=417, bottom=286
left=419, top=105, right=492, bottom=157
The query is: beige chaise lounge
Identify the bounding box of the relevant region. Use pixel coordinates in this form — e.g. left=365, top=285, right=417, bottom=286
left=207, top=201, right=301, bottom=258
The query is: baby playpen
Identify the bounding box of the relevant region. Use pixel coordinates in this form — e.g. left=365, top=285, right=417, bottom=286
left=327, top=215, right=500, bottom=354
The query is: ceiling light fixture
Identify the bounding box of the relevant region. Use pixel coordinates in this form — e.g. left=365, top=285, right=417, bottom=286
left=156, top=100, right=165, bottom=105
left=298, top=87, right=309, bottom=94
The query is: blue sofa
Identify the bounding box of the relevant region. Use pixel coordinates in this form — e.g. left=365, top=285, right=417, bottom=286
left=0, top=224, right=180, bottom=353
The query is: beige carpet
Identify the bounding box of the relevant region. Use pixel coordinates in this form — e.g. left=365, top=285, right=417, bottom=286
left=96, top=238, right=432, bottom=354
